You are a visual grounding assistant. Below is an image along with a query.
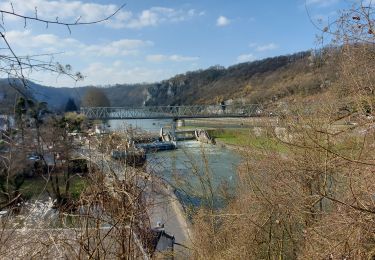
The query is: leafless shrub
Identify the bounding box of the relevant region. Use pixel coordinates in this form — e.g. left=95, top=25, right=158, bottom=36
left=0, top=2, right=125, bottom=91
left=191, top=2, right=375, bottom=256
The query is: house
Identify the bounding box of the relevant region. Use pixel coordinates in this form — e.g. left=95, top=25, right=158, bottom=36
left=94, top=124, right=109, bottom=134
left=0, top=115, right=15, bottom=131
left=147, top=225, right=175, bottom=259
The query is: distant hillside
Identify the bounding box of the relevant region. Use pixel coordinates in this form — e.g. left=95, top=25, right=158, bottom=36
left=0, top=80, right=148, bottom=113
left=145, top=51, right=336, bottom=106
left=102, top=84, right=149, bottom=108
left=0, top=50, right=337, bottom=113
left=0, top=79, right=84, bottom=113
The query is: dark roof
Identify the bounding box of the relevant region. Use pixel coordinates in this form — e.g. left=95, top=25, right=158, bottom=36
left=146, top=228, right=175, bottom=256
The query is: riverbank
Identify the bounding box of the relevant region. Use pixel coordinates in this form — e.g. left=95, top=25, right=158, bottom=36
left=184, top=126, right=287, bottom=154
left=184, top=117, right=277, bottom=128
left=182, top=117, right=285, bottom=151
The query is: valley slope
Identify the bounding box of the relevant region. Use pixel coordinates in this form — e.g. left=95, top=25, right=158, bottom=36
left=0, top=50, right=335, bottom=113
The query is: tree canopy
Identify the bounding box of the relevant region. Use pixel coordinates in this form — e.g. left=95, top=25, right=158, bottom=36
left=81, top=88, right=110, bottom=107
left=65, top=98, right=78, bottom=112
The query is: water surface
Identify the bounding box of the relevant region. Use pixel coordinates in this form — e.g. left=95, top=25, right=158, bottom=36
left=108, top=119, right=242, bottom=208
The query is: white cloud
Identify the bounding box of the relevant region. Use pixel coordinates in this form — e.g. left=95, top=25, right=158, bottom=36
left=2, top=29, right=186, bottom=86
left=188, top=9, right=206, bottom=17
left=0, top=1, right=203, bottom=29
left=248, top=42, right=279, bottom=52
left=5, top=30, right=153, bottom=57
left=256, top=43, right=278, bottom=52
left=84, top=39, right=153, bottom=57
left=216, top=16, right=231, bottom=27
left=5, top=30, right=83, bottom=51
left=128, top=8, right=161, bottom=29
left=147, top=54, right=199, bottom=62
left=81, top=62, right=172, bottom=85
left=146, top=54, right=166, bottom=62
left=170, top=55, right=199, bottom=62
left=0, top=0, right=125, bottom=24
left=1, top=29, right=198, bottom=86
left=18, top=60, right=178, bottom=86
left=126, top=7, right=202, bottom=29
left=237, top=53, right=256, bottom=63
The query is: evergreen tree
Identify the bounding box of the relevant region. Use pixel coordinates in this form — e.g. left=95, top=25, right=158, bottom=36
left=65, top=98, right=78, bottom=112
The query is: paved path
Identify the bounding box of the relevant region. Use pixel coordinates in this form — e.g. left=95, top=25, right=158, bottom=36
left=148, top=183, right=191, bottom=258
left=78, top=147, right=192, bottom=258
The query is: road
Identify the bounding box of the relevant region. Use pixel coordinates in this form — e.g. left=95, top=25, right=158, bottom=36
left=148, top=182, right=191, bottom=259
left=78, top=147, right=192, bottom=258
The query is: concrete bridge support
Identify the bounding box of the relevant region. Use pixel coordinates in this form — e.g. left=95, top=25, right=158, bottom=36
left=176, top=119, right=185, bottom=128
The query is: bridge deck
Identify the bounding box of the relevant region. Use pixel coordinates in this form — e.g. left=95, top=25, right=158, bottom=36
left=81, top=104, right=262, bottom=120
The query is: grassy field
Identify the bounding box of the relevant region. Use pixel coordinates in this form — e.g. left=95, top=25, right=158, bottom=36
left=21, top=174, right=87, bottom=200
left=178, top=123, right=288, bottom=152
left=210, top=128, right=287, bottom=152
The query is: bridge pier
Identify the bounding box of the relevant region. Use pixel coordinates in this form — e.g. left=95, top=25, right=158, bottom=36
left=176, top=119, right=185, bottom=128
left=171, top=118, right=177, bottom=141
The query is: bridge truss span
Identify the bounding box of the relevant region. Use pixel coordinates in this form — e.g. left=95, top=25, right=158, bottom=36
left=80, top=104, right=262, bottom=120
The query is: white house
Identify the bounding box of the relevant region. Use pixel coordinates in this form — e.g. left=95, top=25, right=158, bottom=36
left=0, top=115, right=15, bottom=131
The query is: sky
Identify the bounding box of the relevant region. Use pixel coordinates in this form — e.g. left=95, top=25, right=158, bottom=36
left=0, top=0, right=350, bottom=87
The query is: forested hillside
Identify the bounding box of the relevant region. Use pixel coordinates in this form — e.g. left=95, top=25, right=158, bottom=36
left=145, top=50, right=336, bottom=106
left=0, top=80, right=148, bottom=112
left=0, top=50, right=336, bottom=112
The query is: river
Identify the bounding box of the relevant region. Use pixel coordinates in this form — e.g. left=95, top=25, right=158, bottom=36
left=108, top=118, right=242, bottom=208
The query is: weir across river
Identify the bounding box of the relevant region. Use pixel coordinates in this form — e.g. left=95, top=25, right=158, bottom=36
left=80, top=104, right=262, bottom=120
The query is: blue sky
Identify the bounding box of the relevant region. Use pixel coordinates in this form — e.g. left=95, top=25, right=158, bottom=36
left=0, top=0, right=348, bottom=87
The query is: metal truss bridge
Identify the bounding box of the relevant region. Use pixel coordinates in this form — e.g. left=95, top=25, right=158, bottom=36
left=80, top=104, right=262, bottom=120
